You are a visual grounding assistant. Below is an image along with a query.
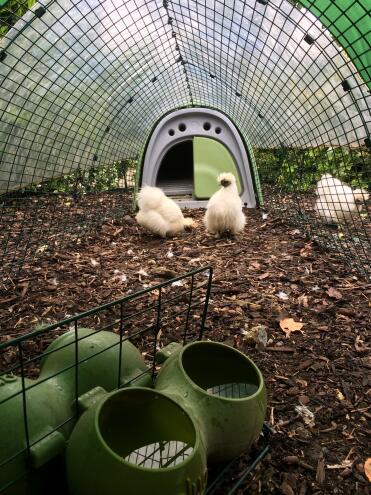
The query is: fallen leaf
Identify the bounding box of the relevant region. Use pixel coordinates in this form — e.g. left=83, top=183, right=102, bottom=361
left=365, top=458, right=371, bottom=482
left=137, top=268, right=149, bottom=277
left=165, top=249, right=174, bottom=258
left=258, top=272, right=270, bottom=280
left=296, top=379, right=308, bottom=388
left=250, top=261, right=261, bottom=270
left=300, top=243, right=313, bottom=257
left=297, top=294, right=309, bottom=307
left=112, top=270, right=127, bottom=284
left=242, top=325, right=268, bottom=347
left=336, top=389, right=345, bottom=401
left=327, top=287, right=343, bottom=300
left=354, top=335, right=368, bottom=353
left=295, top=404, right=315, bottom=427
left=279, top=318, right=304, bottom=338
left=171, top=280, right=183, bottom=287
left=277, top=291, right=289, bottom=301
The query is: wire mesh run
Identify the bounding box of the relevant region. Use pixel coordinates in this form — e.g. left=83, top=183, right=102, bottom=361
left=0, top=0, right=370, bottom=278
left=0, top=188, right=134, bottom=279
left=258, top=146, right=370, bottom=279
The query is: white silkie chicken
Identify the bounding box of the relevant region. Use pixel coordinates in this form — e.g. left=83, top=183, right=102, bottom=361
left=204, top=172, right=246, bottom=236
left=135, top=186, right=195, bottom=237
left=314, top=173, right=369, bottom=223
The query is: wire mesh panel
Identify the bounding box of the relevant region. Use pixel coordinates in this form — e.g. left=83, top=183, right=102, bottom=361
left=125, top=441, right=193, bottom=468
left=207, top=382, right=259, bottom=399
left=0, top=0, right=370, bottom=277
left=0, top=266, right=213, bottom=493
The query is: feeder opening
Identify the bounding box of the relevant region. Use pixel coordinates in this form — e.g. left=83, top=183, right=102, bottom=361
left=98, top=389, right=196, bottom=469
left=182, top=343, right=261, bottom=398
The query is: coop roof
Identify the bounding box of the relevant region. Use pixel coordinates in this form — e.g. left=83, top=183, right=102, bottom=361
left=0, top=0, right=370, bottom=193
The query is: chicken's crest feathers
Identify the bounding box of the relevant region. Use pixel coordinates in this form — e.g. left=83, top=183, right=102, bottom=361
left=217, top=172, right=236, bottom=186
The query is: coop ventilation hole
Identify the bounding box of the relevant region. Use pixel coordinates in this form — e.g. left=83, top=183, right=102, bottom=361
left=125, top=441, right=193, bottom=468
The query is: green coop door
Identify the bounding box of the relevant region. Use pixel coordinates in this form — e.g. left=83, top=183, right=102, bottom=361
left=193, top=137, right=242, bottom=199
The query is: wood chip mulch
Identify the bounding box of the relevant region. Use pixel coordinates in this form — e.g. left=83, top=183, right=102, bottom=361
left=0, top=204, right=370, bottom=495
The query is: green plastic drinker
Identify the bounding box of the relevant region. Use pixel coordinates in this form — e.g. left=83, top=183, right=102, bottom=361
left=155, top=341, right=267, bottom=463
left=0, top=328, right=150, bottom=494
left=66, top=387, right=207, bottom=495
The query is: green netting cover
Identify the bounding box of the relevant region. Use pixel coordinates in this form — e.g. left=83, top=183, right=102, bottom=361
left=301, top=0, right=370, bottom=88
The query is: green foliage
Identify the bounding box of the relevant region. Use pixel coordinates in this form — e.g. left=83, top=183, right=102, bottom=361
left=256, top=146, right=370, bottom=192
left=28, top=159, right=137, bottom=195
left=0, top=0, right=35, bottom=37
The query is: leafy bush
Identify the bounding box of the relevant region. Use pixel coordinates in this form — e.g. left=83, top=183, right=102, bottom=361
left=0, top=0, right=36, bottom=37
left=26, top=159, right=138, bottom=195
left=256, top=146, right=370, bottom=193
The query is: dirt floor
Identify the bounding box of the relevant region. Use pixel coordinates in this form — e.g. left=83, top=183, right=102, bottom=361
left=0, top=205, right=370, bottom=494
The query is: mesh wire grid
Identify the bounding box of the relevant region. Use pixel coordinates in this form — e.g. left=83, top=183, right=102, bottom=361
left=0, top=266, right=213, bottom=492
left=125, top=440, right=193, bottom=469
left=0, top=0, right=370, bottom=277
left=0, top=266, right=271, bottom=494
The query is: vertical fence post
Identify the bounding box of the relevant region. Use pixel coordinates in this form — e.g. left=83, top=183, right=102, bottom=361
left=183, top=273, right=195, bottom=344
left=199, top=267, right=213, bottom=340
left=18, top=342, right=31, bottom=460
left=151, top=287, right=162, bottom=383
left=74, top=321, right=79, bottom=415
left=118, top=302, right=124, bottom=388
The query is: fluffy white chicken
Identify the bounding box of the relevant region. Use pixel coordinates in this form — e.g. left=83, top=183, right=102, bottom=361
left=135, top=186, right=195, bottom=237
left=204, top=172, right=246, bottom=236
left=314, top=173, right=369, bottom=223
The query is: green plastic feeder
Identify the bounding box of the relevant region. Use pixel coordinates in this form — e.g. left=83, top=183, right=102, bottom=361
left=40, top=327, right=151, bottom=393
left=0, top=329, right=150, bottom=494
left=66, top=388, right=207, bottom=495
left=155, top=341, right=267, bottom=463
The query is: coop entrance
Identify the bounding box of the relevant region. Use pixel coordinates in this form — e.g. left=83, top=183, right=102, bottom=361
left=155, top=137, right=241, bottom=200
left=156, top=140, right=194, bottom=197
left=141, top=107, right=257, bottom=208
